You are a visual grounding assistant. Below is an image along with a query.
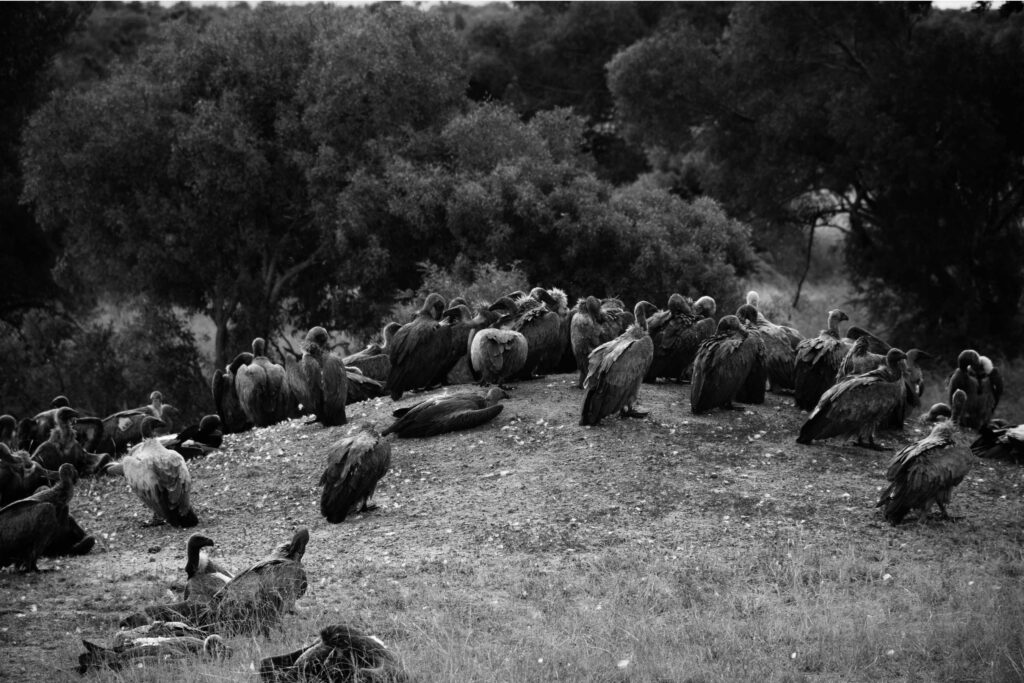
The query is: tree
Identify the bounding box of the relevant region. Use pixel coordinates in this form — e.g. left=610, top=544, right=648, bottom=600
left=609, top=3, right=1024, bottom=351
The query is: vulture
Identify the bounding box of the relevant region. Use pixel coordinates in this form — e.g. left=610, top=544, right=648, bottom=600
left=794, top=309, right=851, bottom=410
left=386, top=293, right=449, bottom=400
left=78, top=629, right=228, bottom=674
left=469, top=310, right=528, bottom=389
left=259, top=623, right=405, bottom=683
left=344, top=367, right=386, bottom=405
left=112, top=416, right=198, bottom=528
left=212, top=351, right=254, bottom=434
left=797, top=348, right=908, bottom=450
left=643, top=294, right=707, bottom=384
left=947, top=351, right=1001, bottom=432
left=877, top=389, right=974, bottom=524
left=96, top=409, right=162, bottom=456
left=0, top=443, right=58, bottom=507
left=286, top=327, right=348, bottom=427
left=236, top=338, right=291, bottom=427
left=837, top=328, right=931, bottom=429
left=382, top=387, right=509, bottom=439
left=163, top=414, right=224, bottom=460
left=134, top=390, right=180, bottom=432
left=344, top=322, right=401, bottom=384
left=208, top=527, right=309, bottom=636
left=571, top=296, right=631, bottom=389
left=545, top=286, right=577, bottom=374
left=319, top=424, right=392, bottom=523
left=30, top=407, right=103, bottom=474
left=0, top=463, right=77, bottom=571
left=733, top=305, right=769, bottom=405
left=183, top=534, right=234, bottom=603
left=16, top=395, right=72, bottom=452
left=921, top=402, right=953, bottom=424
left=0, top=414, right=17, bottom=450
left=739, top=295, right=797, bottom=392
left=971, top=420, right=1024, bottom=461
left=580, top=301, right=657, bottom=426
left=690, top=315, right=764, bottom=414
left=433, top=303, right=475, bottom=387
left=27, top=462, right=94, bottom=558
left=490, top=289, right=563, bottom=380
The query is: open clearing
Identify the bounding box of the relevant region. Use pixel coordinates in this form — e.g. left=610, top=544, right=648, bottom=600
left=2, top=375, right=1023, bottom=682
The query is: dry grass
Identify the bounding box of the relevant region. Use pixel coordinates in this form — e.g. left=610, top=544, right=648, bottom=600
left=2, top=371, right=1023, bottom=683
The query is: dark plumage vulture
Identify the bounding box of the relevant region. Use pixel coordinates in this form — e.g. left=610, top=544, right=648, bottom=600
left=0, top=445, right=59, bottom=507
left=386, top=293, right=448, bottom=400
left=134, top=391, right=180, bottom=433
left=469, top=310, right=528, bottom=389
left=236, top=338, right=292, bottom=427
left=746, top=291, right=804, bottom=351
left=644, top=294, right=707, bottom=385
left=383, top=387, right=509, bottom=439
left=16, top=395, right=71, bottom=452
left=343, top=322, right=400, bottom=383
left=208, top=527, right=309, bottom=636
left=0, top=414, right=17, bottom=450
left=740, top=296, right=797, bottom=392
left=286, top=327, right=348, bottom=426
left=184, top=534, right=234, bottom=603
left=946, top=349, right=1001, bottom=431
left=490, top=289, right=563, bottom=380
left=78, top=630, right=228, bottom=674
left=260, top=623, right=405, bottom=683
left=733, top=306, right=769, bottom=405
left=797, top=348, right=908, bottom=450
left=571, top=296, right=630, bottom=389
left=921, top=402, right=952, bottom=424
left=95, top=409, right=162, bottom=456
left=319, top=424, right=392, bottom=523
left=25, top=463, right=94, bottom=558
left=541, top=286, right=575, bottom=374
left=164, top=415, right=224, bottom=461
left=690, top=315, right=764, bottom=414
left=793, top=309, right=851, bottom=410
left=971, top=419, right=1024, bottom=461
left=0, top=463, right=76, bottom=571
left=113, top=416, right=198, bottom=528
left=212, top=351, right=254, bottom=434
left=344, top=368, right=386, bottom=405
left=30, top=407, right=90, bottom=473
left=580, top=301, right=657, bottom=426
left=432, top=303, right=475, bottom=387
left=837, top=332, right=931, bottom=430
left=877, top=389, right=974, bottom=524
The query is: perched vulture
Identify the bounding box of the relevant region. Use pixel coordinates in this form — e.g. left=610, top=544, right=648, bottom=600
left=286, top=327, right=348, bottom=427
left=344, top=322, right=401, bottom=384
left=386, top=293, right=448, bottom=400
left=183, top=534, right=234, bottom=603
left=0, top=443, right=58, bottom=507
left=644, top=294, right=703, bottom=384
left=30, top=407, right=104, bottom=475
left=837, top=329, right=931, bottom=430
left=746, top=291, right=804, bottom=350
left=0, top=463, right=77, bottom=571
left=580, top=301, right=657, bottom=426
left=383, top=388, right=509, bottom=439
left=733, top=305, right=769, bottom=405
left=469, top=310, right=528, bottom=389
left=97, top=409, right=161, bottom=456
left=971, top=420, right=1024, bottom=461
left=235, top=338, right=291, bottom=427
left=739, top=295, right=797, bottom=392
left=212, top=351, right=254, bottom=434
left=690, top=315, right=764, bottom=414
left=545, top=286, right=577, bottom=374
left=16, top=395, right=71, bottom=452
left=113, top=416, right=198, bottom=528
left=571, top=296, right=631, bottom=389
left=134, top=391, right=180, bottom=433
left=797, top=348, right=908, bottom=450
left=947, top=352, right=1001, bottom=432
left=259, top=623, right=404, bottom=683
left=319, top=424, right=392, bottom=523
left=163, top=414, right=224, bottom=461
left=877, top=389, right=974, bottom=524
left=208, top=527, right=309, bottom=636
left=432, top=303, right=475, bottom=387
left=490, top=288, right=563, bottom=380
left=26, top=462, right=94, bottom=558
left=794, top=309, right=851, bottom=410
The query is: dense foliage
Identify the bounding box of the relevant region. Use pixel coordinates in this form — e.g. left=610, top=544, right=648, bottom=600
left=3, top=1, right=1022, bottom=418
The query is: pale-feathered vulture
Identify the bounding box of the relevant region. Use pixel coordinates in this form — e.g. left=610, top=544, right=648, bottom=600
left=78, top=630, right=228, bottom=674
left=343, top=322, right=400, bottom=383
left=112, top=416, right=198, bottom=528
left=183, top=534, right=234, bottom=603
left=208, top=527, right=309, bottom=636
left=740, top=295, right=797, bottom=392
left=971, top=419, right=1024, bottom=461
left=0, top=463, right=76, bottom=571
left=163, top=415, right=223, bottom=461
left=690, top=315, right=764, bottom=414
left=319, top=424, right=392, bottom=523
left=644, top=294, right=709, bottom=384
left=383, top=387, right=509, bottom=439
left=797, top=348, right=908, bottom=450
left=469, top=310, right=528, bottom=389
left=491, top=289, right=563, bottom=380
left=212, top=351, right=254, bottom=434
left=877, top=389, right=974, bottom=524
left=580, top=301, right=657, bottom=426
left=386, top=293, right=448, bottom=400
left=236, top=338, right=291, bottom=427
left=794, top=309, right=851, bottom=410
left=286, top=327, right=348, bottom=427
left=571, top=296, right=631, bottom=389
left=259, top=623, right=405, bottom=683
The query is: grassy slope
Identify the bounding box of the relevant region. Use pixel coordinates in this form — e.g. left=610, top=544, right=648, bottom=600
left=1, top=374, right=1023, bottom=683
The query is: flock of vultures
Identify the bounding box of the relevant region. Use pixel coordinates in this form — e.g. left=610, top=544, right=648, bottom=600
left=0, top=286, right=1017, bottom=680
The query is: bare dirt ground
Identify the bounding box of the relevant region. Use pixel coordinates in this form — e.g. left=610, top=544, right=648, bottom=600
left=2, top=374, right=1022, bottom=681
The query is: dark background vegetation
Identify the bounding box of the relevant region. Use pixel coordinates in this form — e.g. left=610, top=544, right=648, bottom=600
left=2, top=1, right=1023, bottom=422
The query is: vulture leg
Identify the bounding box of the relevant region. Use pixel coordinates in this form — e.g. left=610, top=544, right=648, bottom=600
left=620, top=407, right=648, bottom=419
left=142, top=513, right=166, bottom=527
